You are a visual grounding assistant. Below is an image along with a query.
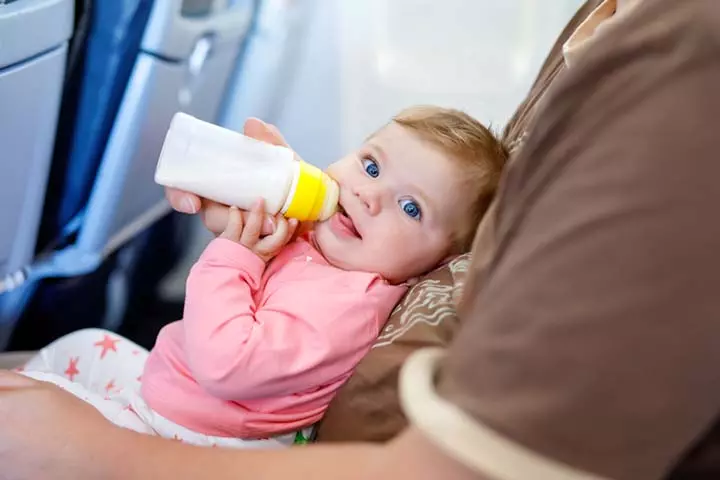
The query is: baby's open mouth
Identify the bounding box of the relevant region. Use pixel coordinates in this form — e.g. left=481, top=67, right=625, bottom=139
left=334, top=205, right=361, bottom=239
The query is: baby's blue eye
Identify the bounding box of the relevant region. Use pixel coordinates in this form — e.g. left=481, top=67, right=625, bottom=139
left=362, top=157, right=380, bottom=178
left=399, top=199, right=422, bottom=220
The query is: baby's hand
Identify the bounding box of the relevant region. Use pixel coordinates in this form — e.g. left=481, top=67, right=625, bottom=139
left=220, top=198, right=298, bottom=263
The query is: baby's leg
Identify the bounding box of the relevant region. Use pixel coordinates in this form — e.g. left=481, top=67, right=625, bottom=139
left=21, top=328, right=148, bottom=397
left=134, top=407, right=308, bottom=449
left=148, top=411, right=294, bottom=448
left=21, top=371, right=155, bottom=435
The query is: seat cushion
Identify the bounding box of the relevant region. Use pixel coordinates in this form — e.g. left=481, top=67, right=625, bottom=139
left=315, top=254, right=469, bottom=442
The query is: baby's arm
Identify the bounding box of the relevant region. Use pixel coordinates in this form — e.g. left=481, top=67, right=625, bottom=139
left=182, top=243, right=394, bottom=401
left=182, top=237, right=266, bottom=398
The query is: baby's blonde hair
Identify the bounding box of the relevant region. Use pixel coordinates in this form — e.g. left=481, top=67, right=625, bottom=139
left=392, top=105, right=508, bottom=252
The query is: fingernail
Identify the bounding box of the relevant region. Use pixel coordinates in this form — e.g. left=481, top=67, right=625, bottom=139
left=265, top=216, right=275, bottom=232
left=182, top=197, right=198, bottom=214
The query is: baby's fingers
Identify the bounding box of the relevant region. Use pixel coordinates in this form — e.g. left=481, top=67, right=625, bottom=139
left=220, top=206, right=244, bottom=242
left=256, top=217, right=297, bottom=259
left=240, top=199, right=265, bottom=248
left=286, top=218, right=300, bottom=242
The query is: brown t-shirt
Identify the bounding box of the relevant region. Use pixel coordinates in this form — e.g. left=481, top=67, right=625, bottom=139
left=400, top=0, right=720, bottom=479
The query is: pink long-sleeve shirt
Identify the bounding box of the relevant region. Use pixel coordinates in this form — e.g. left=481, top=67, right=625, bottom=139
left=142, top=236, right=406, bottom=438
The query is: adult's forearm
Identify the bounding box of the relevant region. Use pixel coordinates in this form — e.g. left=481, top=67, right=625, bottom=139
left=0, top=370, right=481, bottom=480
left=108, top=429, right=381, bottom=480
left=107, top=427, right=481, bottom=480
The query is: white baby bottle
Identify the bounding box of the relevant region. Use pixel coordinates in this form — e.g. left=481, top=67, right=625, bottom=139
left=155, top=112, right=339, bottom=222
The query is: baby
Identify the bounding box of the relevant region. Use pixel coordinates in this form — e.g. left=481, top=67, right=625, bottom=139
left=17, top=106, right=507, bottom=447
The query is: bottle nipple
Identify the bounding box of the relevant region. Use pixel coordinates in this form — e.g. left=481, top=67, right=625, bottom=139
left=317, top=174, right=339, bottom=221
left=284, top=162, right=339, bottom=222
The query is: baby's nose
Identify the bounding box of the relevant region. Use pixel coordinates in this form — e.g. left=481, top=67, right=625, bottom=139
left=353, top=186, right=382, bottom=216
left=365, top=196, right=381, bottom=216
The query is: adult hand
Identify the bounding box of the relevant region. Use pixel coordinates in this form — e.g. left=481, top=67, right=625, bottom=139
left=165, top=117, right=293, bottom=235
left=0, top=370, right=131, bottom=480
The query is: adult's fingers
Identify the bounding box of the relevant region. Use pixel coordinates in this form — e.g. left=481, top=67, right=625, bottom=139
left=165, top=188, right=201, bottom=214
left=243, top=118, right=291, bottom=148
left=200, top=200, right=232, bottom=236
left=220, top=207, right=244, bottom=242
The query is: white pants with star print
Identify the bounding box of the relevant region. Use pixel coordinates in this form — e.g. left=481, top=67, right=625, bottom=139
left=20, top=328, right=295, bottom=448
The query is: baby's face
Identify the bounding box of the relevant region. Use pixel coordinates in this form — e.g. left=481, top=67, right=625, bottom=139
left=313, top=123, right=467, bottom=284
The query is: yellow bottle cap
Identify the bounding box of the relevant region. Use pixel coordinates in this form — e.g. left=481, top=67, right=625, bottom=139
left=283, top=162, right=339, bottom=221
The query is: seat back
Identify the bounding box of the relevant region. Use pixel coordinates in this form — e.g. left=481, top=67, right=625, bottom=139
left=1, top=0, right=255, bottom=350
left=0, top=0, right=74, bottom=281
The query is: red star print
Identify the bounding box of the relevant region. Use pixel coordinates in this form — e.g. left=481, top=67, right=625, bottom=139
left=64, top=357, right=80, bottom=381
left=136, top=375, right=142, bottom=383
left=132, top=350, right=140, bottom=356
left=105, top=379, right=116, bottom=393
left=123, top=404, right=136, bottom=414
left=94, top=334, right=120, bottom=359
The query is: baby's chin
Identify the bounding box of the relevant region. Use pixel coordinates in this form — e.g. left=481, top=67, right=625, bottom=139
left=310, top=233, right=350, bottom=271
left=308, top=226, right=343, bottom=267
left=311, top=226, right=369, bottom=271
left=310, top=229, right=409, bottom=284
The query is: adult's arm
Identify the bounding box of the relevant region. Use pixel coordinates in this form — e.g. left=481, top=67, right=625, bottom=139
left=0, top=371, right=482, bottom=480
left=115, top=423, right=481, bottom=480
